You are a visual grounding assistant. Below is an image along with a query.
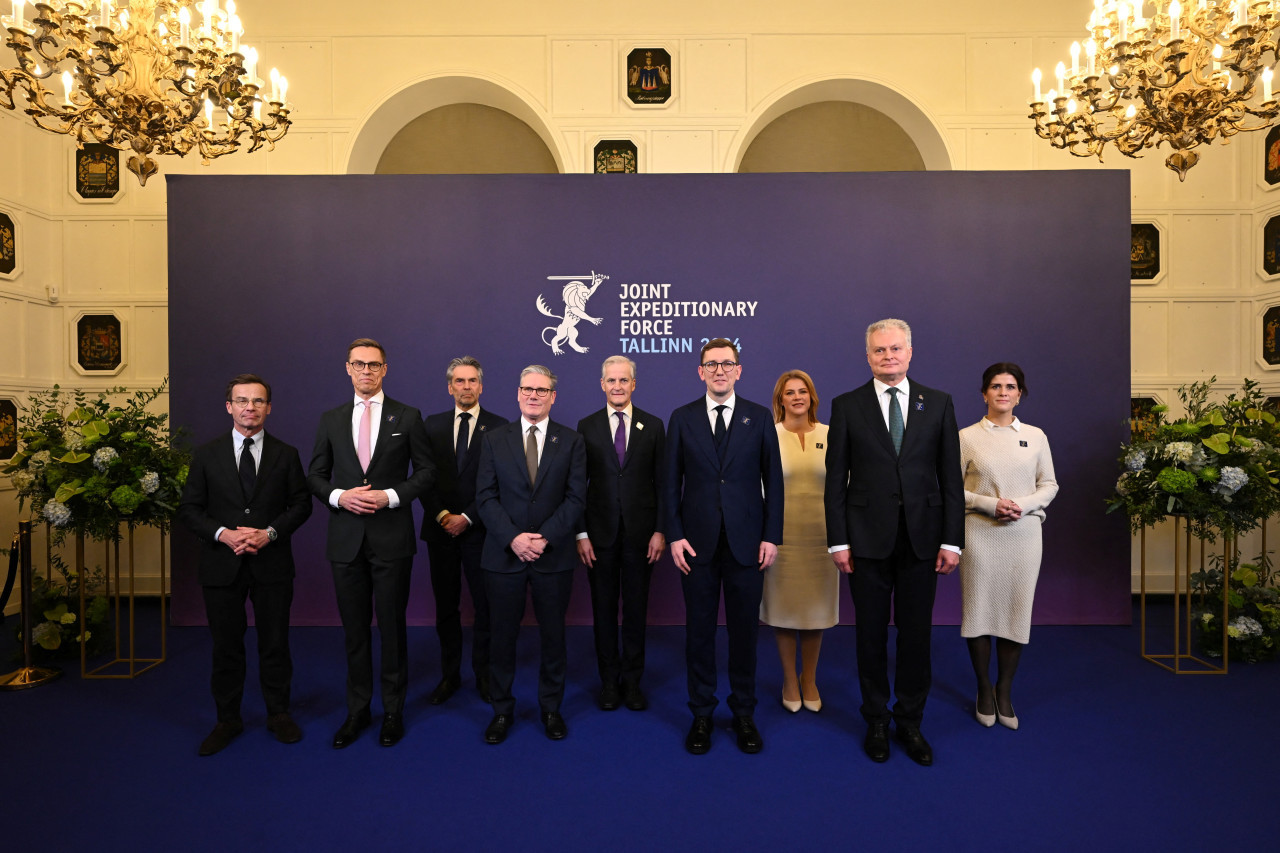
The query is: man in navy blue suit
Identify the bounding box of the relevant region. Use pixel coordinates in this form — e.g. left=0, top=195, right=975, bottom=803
left=665, top=338, right=784, bottom=755
left=824, top=318, right=963, bottom=767
left=476, top=365, right=587, bottom=744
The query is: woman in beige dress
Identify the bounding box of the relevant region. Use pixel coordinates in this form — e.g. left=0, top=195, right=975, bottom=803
left=959, top=362, right=1058, bottom=731
left=761, top=370, right=839, bottom=713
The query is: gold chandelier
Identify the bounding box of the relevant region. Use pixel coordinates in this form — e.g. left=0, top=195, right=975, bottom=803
left=1, top=1, right=290, bottom=185
left=1029, top=0, right=1280, bottom=180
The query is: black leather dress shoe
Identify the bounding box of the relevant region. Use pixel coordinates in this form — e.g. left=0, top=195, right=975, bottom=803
left=198, top=720, right=243, bottom=756
left=895, top=725, right=934, bottom=766
left=332, top=711, right=371, bottom=750
left=266, top=713, right=302, bottom=745
left=732, top=715, right=764, bottom=754
left=477, top=674, right=492, bottom=705
left=428, top=674, right=461, bottom=706
left=864, top=720, right=891, bottom=763
left=622, top=682, right=648, bottom=711
left=485, top=713, right=512, bottom=744
left=598, top=681, right=621, bottom=711
left=685, top=715, right=713, bottom=755
left=379, top=713, right=405, bottom=747
left=542, top=711, right=568, bottom=740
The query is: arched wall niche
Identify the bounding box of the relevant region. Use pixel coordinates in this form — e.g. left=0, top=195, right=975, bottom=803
left=346, top=74, right=567, bottom=174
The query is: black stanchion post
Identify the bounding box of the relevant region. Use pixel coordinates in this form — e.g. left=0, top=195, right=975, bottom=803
left=0, top=521, right=64, bottom=690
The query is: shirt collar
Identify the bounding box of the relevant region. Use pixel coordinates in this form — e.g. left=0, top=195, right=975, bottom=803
left=456, top=404, right=480, bottom=419
left=981, top=416, right=1022, bottom=431
left=706, top=393, right=736, bottom=413
left=520, top=416, right=546, bottom=434
left=609, top=404, right=634, bottom=422
left=872, top=377, right=910, bottom=398
left=354, top=390, right=386, bottom=407
left=232, top=429, right=265, bottom=450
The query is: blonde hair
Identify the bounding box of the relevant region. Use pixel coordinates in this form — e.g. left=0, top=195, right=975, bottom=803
left=772, top=370, right=819, bottom=425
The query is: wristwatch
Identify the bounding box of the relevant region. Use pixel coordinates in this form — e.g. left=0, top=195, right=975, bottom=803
left=267, top=527, right=278, bottom=543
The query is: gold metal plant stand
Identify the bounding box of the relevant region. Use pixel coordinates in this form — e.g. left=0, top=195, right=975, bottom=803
left=0, top=521, right=63, bottom=690
left=1139, top=516, right=1229, bottom=674
left=79, top=525, right=168, bottom=679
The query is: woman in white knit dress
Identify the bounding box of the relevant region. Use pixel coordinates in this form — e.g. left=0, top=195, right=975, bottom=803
left=959, top=363, right=1058, bottom=731
left=760, top=370, right=839, bottom=713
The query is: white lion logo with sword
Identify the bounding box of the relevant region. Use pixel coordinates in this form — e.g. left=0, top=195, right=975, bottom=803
left=537, top=271, right=607, bottom=355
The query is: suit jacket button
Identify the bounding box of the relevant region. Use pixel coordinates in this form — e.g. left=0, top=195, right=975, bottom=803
left=244, top=508, right=251, bottom=514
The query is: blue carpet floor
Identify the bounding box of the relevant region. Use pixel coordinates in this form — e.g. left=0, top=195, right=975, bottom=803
left=2, top=604, right=1275, bottom=851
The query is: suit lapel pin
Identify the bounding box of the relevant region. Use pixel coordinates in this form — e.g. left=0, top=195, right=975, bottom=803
left=1020, top=440, right=1028, bottom=447
left=914, top=401, right=924, bottom=411
left=635, top=421, right=644, bottom=431
left=741, top=416, right=751, bottom=426
left=386, top=413, right=398, bottom=425
left=478, top=425, right=486, bottom=432
left=550, top=435, right=559, bottom=444
left=816, top=442, right=824, bottom=449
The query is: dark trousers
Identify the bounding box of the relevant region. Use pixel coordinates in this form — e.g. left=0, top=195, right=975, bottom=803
left=587, top=525, right=653, bottom=687
left=426, top=528, right=490, bottom=684
left=849, top=510, right=939, bottom=727
left=681, top=530, right=763, bottom=718
left=485, top=567, right=574, bottom=716
left=330, top=540, right=413, bottom=716
left=202, top=565, right=294, bottom=723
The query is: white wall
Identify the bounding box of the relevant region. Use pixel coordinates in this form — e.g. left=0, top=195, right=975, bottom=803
left=3, top=0, right=1277, bottom=606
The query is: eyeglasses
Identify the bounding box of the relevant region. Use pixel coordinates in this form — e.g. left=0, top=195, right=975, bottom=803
left=348, top=360, right=385, bottom=373
left=701, top=361, right=739, bottom=373
left=519, top=385, right=552, bottom=397
left=231, top=397, right=268, bottom=408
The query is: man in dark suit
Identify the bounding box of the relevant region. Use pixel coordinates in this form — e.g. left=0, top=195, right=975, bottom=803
left=824, top=318, right=963, bottom=767
left=576, top=355, right=665, bottom=712
left=307, top=338, right=434, bottom=749
left=178, top=373, right=313, bottom=756
left=665, top=338, right=784, bottom=755
left=475, top=365, right=586, bottom=744
left=419, top=356, right=507, bottom=706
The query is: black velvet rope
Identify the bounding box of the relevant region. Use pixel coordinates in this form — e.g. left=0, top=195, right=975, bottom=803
left=0, top=533, right=17, bottom=614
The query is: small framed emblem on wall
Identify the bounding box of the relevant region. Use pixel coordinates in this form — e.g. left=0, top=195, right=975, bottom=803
left=0, top=397, right=17, bottom=461
left=0, top=209, right=17, bottom=278
left=626, top=47, right=672, bottom=106
left=72, top=143, right=123, bottom=202
left=594, top=140, right=638, bottom=174
left=1130, top=222, right=1161, bottom=283
left=72, top=312, right=126, bottom=375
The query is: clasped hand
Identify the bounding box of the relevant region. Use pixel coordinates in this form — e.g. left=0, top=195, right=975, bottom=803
left=995, top=498, right=1023, bottom=521
left=511, top=532, right=548, bottom=562
left=339, top=484, right=390, bottom=515
left=219, top=527, right=270, bottom=556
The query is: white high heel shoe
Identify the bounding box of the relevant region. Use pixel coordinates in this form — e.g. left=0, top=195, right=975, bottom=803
left=974, top=693, right=996, bottom=728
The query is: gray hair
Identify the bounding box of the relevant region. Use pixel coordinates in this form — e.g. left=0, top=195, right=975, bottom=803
left=520, top=364, right=557, bottom=391
left=446, top=355, right=484, bottom=384
left=865, top=318, right=912, bottom=351
left=600, top=355, right=636, bottom=380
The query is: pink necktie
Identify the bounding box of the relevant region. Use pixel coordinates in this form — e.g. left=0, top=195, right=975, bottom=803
left=357, top=400, right=373, bottom=471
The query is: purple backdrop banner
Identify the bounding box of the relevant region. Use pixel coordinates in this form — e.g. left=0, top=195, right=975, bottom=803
left=167, top=171, right=1131, bottom=627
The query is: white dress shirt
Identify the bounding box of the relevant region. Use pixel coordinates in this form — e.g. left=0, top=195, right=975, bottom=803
left=329, top=390, right=400, bottom=509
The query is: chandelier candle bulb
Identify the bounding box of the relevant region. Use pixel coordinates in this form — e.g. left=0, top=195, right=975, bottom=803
left=1265, top=66, right=1274, bottom=101
left=1056, top=61, right=1066, bottom=93
left=1170, top=1, right=1181, bottom=41
left=1071, top=41, right=1081, bottom=74
left=1032, top=67, right=1042, bottom=102
left=1086, top=38, right=1098, bottom=75
left=269, top=66, right=279, bottom=102
left=60, top=70, right=71, bottom=106
left=178, top=6, right=188, bottom=45
left=99, top=0, right=110, bottom=29
left=278, top=75, right=287, bottom=104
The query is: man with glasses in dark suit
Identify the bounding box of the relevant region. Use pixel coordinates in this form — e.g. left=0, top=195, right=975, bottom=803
left=664, top=338, right=784, bottom=755
left=179, top=373, right=312, bottom=756
left=308, top=338, right=433, bottom=749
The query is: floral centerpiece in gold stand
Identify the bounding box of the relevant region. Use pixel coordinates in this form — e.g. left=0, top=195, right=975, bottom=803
left=1108, top=378, right=1280, bottom=673
left=3, top=382, right=189, bottom=678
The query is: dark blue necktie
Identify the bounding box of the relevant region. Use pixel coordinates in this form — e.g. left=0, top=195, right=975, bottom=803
left=713, top=405, right=728, bottom=459
left=239, top=437, right=256, bottom=499
left=455, top=412, right=471, bottom=471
